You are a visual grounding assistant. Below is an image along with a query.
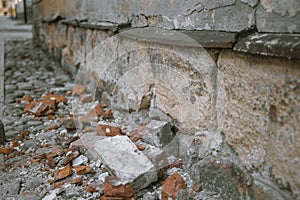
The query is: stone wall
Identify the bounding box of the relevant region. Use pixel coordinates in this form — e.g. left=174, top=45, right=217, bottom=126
left=32, top=0, right=300, bottom=199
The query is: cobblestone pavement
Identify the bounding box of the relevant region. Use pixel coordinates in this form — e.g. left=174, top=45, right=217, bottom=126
left=0, top=40, right=106, bottom=200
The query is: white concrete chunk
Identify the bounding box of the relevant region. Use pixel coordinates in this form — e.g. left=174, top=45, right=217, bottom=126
left=93, top=136, right=157, bottom=190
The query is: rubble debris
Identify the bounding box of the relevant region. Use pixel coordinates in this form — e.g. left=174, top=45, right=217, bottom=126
left=96, top=124, right=122, bottom=137
left=48, top=123, right=59, bottom=131
left=93, top=136, right=157, bottom=190
left=74, top=165, right=93, bottom=175
left=24, top=99, right=56, bottom=116
left=53, top=177, right=82, bottom=188
left=72, top=85, right=87, bottom=96
left=192, top=182, right=202, bottom=192
left=80, top=94, right=93, bottom=103
left=102, top=176, right=135, bottom=199
left=21, top=94, right=33, bottom=102
left=43, top=93, right=68, bottom=103
left=53, top=164, right=73, bottom=181
left=62, top=119, right=76, bottom=131
left=161, top=172, right=187, bottom=200
left=144, top=120, right=174, bottom=148
left=0, top=147, right=14, bottom=154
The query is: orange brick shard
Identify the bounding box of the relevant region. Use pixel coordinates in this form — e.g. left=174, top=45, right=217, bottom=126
left=54, top=164, right=73, bottom=181
left=161, top=172, right=186, bottom=200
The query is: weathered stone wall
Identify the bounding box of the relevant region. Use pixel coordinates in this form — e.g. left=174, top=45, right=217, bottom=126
left=32, top=0, right=300, bottom=199
left=33, top=0, right=300, bottom=33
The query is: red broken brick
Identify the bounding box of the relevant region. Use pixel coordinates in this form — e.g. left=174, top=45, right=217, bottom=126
left=22, top=130, right=30, bottom=136
left=22, top=94, right=33, bottom=102
left=48, top=115, right=56, bottom=120
left=0, top=147, right=14, bottom=154
left=104, top=176, right=135, bottom=198
left=161, top=172, right=186, bottom=200
left=54, top=177, right=82, bottom=188
left=12, top=139, right=20, bottom=147
left=47, top=157, right=56, bottom=169
left=74, top=165, right=93, bottom=175
left=93, top=103, right=113, bottom=118
left=135, top=143, right=145, bottom=151
left=72, top=85, right=87, bottom=96
left=48, top=123, right=59, bottom=131
left=85, top=185, right=98, bottom=193
left=24, top=99, right=56, bottom=117
left=45, top=109, right=55, bottom=116
left=62, top=150, right=80, bottom=165
left=54, top=164, right=73, bottom=181
left=169, top=159, right=183, bottom=169
left=80, top=94, right=93, bottom=103
left=43, top=92, right=68, bottom=103
left=193, top=182, right=202, bottom=192
left=97, top=124, right=122, bottom=137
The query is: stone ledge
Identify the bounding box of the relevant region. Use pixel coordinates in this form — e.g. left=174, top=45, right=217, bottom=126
left=181, top=30, right=237, bottom=48
left=40, top=17, right=300, bottom=59
left=41, top=14, right=65, bottom=23
left=234, top=33, right=300, bottom=59
left=79, top=21, right=130, bottom=32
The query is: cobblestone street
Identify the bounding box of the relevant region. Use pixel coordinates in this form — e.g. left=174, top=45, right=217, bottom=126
left=0, top=40, right=91, bottom=199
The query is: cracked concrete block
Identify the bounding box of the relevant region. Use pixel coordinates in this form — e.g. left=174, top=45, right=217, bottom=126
left=93, top=136, right=157, bottom=191
left=217, top=50, right=300, bottom=198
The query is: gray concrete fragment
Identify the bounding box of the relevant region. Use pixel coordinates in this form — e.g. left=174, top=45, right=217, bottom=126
left=144, top=120, right=174, bottom=148
left=132, top=15, right=148, bottom=28
left=93, top=136, right=157, bottom=190
left=6, top=179, right=21, bottom=195
left=0, top=154, right=4, bottom=170
left=42, top=188, right=64, bottom=200
left=72, top=155, right=89, bottom=166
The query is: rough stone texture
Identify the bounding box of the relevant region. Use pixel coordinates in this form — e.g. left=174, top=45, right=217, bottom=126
left=240, top=0, right=258, bottom=7
left=234, top=33, right=300, bottom=59
left=217, top=50, right=300, bottom=198
left=34, top=0, right=256, bottom=32
left=81, top=28, right=217, bottom=134
left=93, top=136, right=157, bottom=191
left=257, top=2, right=300, bottom=33
left=190, top=159, right=253, bottom=199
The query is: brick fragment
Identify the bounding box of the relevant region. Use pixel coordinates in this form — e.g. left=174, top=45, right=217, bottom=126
left=54, top=177, right=82, bottom=188
left=54, top=164, right=73, bottom=181
left=85, top=185, right=98, bottom=193
left=104, top=176, right=135, bottom=198
left=74, top=165, right=93, bottom=175
left=193, top=182, right=202, bottom=192
left=72, top=85, right=87, bottom=96
left=80, top=94, right=93, bottom=103
left=96, top=124, right=122, bottom=137
left=161, top=172, right=186, bottom=200
left=22, top=94, right=33, bottom=102
left=0, top=147, right=14, bottom=154
left=43, top=92, right=68, bottom=103
left=48, top=123, right=59, bottom=131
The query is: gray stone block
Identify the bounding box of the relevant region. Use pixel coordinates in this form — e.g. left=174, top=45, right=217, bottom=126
left=93, top=136, right=157, bottom=190
left=257, top=5, right=300, bottom=33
